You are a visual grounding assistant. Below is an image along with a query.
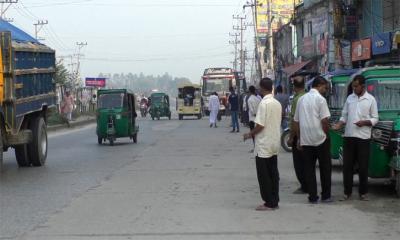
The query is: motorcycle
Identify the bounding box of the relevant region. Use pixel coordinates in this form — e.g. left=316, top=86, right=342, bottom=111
left=281, top=127, right=292, bottom=152
left=140, top=103, right=148, bottom=117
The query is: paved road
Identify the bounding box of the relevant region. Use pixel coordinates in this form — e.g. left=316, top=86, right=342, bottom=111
left=1, top=116, right=399, bottom=240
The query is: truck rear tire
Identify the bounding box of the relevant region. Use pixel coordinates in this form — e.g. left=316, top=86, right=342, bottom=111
left=15, top=145, right=31, bottom=167
left=28, top=117, right=47, bottom=166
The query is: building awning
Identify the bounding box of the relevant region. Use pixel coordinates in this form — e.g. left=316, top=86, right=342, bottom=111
left=282, top=60, right=312, bottom=77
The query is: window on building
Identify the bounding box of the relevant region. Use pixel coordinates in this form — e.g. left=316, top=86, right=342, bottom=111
left=307, top=21, right=313, bottom=36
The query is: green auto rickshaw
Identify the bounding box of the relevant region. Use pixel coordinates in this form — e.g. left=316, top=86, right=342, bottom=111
left=96, top=89, right=139, bottom=146
left=149, top=92, right=171, bottom=120
left=330, top=66, right=400, bottom=197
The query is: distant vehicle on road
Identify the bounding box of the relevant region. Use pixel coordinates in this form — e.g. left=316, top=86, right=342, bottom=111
left=96, top=89, right=139, bottom=146
left=149, top=92, right=171, bottom=120
left=177, top=84, right=202, bottom=120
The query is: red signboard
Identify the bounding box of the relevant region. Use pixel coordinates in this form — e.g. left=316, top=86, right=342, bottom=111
left=352, top=38, right=371, bottom=61
left=85, top=78, right=106, bottom=87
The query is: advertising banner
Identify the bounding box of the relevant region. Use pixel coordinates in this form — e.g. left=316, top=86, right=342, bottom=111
left=85, top=78, right=106, bottom=88
left=256, top=0, right=296, bottom=36
left=352, top=38, right=371, bottom=61
left=372, top=32, right=392, bottom=55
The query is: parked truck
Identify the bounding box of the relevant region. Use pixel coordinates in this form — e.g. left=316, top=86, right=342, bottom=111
left=0, top=20, right=56, bottom=168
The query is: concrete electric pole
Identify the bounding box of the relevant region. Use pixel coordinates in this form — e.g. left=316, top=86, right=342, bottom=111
left=0, top=0, right=17, bottom=19
left=34, top=20, right=48, bottom=41
left=75, top=42, right=88, bottom=87
left=233, top=15, right=246, bottom=73
left=243, top=1, right=263, bottom=82
left=267, top=0, right=274, bottom=75
left=229, top=32, right=240, bottom=71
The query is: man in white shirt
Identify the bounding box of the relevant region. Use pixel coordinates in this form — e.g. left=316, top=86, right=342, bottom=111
left=244, top=78, right=282, bottom=210
left=208, top=92, right=220, bottom=128
left=247, top=85, right=261, bottom=147
left=332, top=75, right=378, bottom=201
left=294, top=76, right=331, bottom=203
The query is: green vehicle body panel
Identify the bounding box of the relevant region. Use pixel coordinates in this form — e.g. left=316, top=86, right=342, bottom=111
left=96, top=89, right=138, bottom=139
left=369, top=142, right=391, bottom=178
left=329, top=130, right=343, bottom=159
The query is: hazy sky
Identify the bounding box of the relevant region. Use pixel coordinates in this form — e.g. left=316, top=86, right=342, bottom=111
left=7, top=0, right=256, bottom=83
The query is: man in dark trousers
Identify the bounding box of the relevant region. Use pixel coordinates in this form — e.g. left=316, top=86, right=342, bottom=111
left=228, top=87, right=240, bottom=132
left=243, top=78, right=282, bottom=210
left=333, top=75, right=378, bottom=201
left=287, top=75, right=307, bottom=194
left=294, top=76, right=332, bottom=203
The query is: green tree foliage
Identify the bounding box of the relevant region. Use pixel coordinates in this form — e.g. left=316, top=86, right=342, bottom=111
left=54, top=60, right=70, bottom=86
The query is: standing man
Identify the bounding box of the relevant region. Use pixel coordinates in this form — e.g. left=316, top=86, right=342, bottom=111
left=247, top=85, right=261, bottom=150
left=274, top=85, right=289, bottom=130
left=208, top=92, right=220, bottom=128
left=244, top=78, right=282, bottom=210
left=333, top=75, right=378, bottom=201
left=287, top=75, right=307, bottom=194
left=228, top=87, right=240, bottom=132
left=294, top=76, right=331, bottom=203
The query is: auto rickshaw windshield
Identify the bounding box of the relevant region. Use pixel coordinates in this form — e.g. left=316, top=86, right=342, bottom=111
left=367, top=80, right=400, bottom=110
left=98, top=93, right=124, bottom=109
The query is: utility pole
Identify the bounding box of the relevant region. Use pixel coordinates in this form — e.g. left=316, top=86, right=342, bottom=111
left=34, top=20, right=48, bottom=41
left=267, top=0, right=274, bottom=76
left=233, top=15, right=246, bottom=73
left=0, top=0, right=17, bottom=19
left=243, top=1, right=263, bottom=82
left=75, top=42, right=87, bottom=88
left=229, top=32, right=240, bottom=71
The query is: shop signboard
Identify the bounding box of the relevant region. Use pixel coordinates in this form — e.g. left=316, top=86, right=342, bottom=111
left=372, top=32, right=392, bottom=55
left=85, top=78, right=106, bottom=88
left=351, top=38, right=371, bottom=61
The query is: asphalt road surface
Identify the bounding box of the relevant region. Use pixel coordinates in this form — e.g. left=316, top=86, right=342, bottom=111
left=1, top=115, right=399, bottom=240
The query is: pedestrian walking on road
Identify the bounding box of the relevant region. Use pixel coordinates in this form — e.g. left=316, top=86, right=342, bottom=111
left=294, top=76, right=332, bottom=203
left=228, top=87, right=240, bottom=132
left=247, top=85, right=261, bottom=149
left=332, top=75, right=378, bottom=201
left=61, top=90, right=74, bottom=122
left=208, top=92, right=220, bottom=128
left=287, top=75, right=308, bottom=194
left=244, top=78, right=282, bottom=211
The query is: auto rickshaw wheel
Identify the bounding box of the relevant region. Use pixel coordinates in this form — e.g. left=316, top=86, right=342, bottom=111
left=133, top=133, right=138, bottom=143
left=178, top=114, right=183, bottom=120
left=197, top=114, right=202, bottom=120
left=168, top=114, right=171, bottom=120
left=151, top=116, right=154, bottom=120
left=97, top=136, right=102, bottom=145
left=109, top=138, right=114, bottom=146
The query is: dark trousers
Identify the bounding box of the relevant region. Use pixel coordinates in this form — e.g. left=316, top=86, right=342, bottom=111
left=343, top=137, right=370, bottom=196
left=249, top=121, right=255, bottom=144
left=292, top=136, right=307, bottom=192
left=255, top=155, right=279, bottom=208
left=231, top=111, right=239, bottom=130
left=302, top=138, right=331, bottom=201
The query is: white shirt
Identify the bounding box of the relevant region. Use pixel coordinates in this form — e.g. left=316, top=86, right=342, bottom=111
left=208, top=95, right=220, bottom=111
left=248, top=94, right=261, bottom=122
left=294, top=88, right=331, bottom=146
left=340, top=91, right=379, bottom=139
left=254, top=94, right=282, bottom=158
